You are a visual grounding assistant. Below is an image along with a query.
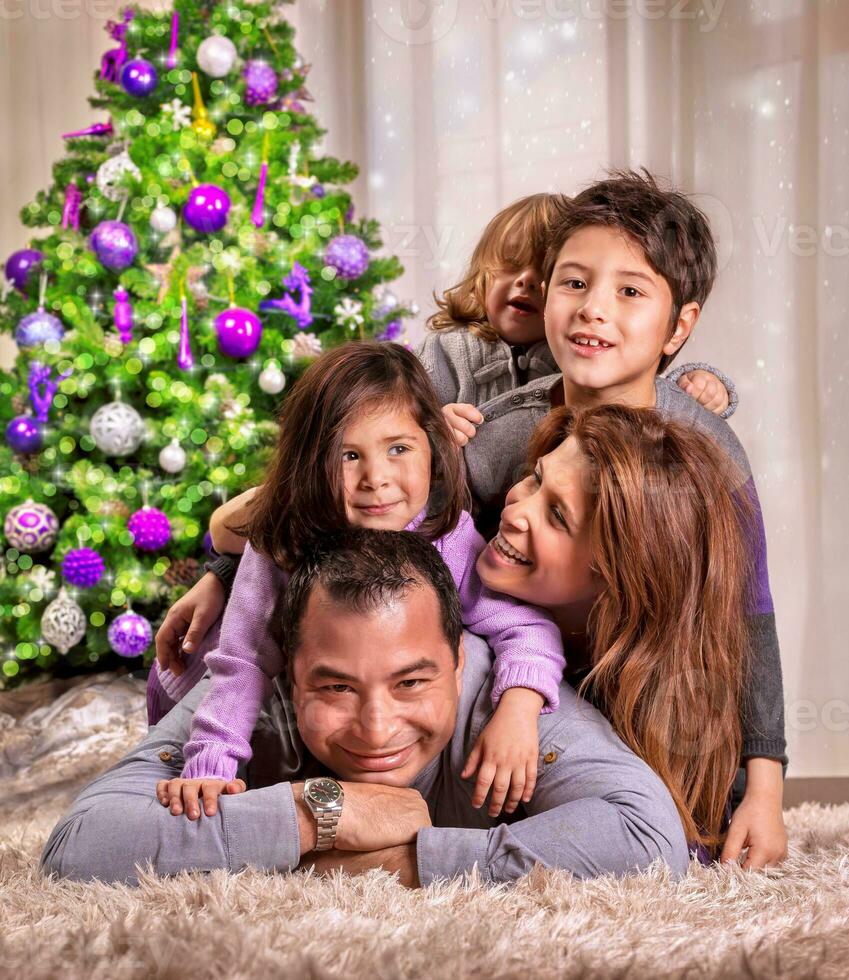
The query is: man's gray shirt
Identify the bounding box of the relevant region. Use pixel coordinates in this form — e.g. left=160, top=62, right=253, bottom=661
left=41, top=633, right=690, bottom=886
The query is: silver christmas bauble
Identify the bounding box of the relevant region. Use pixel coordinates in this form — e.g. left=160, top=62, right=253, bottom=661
left=258, top=365, right=286, bottom=394
left=96, top=150, right=141, bottom=203
left=150, top=205, right=177, bottom=234
left=197, top=35, right=237, bottom=77
left=158, top=438, right=187, bottom=474
left=89, top=401, right=146, bottom=456
left=41, top=587, right=86, bottom=654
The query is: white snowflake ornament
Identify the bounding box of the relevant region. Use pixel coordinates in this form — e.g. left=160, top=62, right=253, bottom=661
left=160, top=98, right=192, bottom=131
left=334, top=297, right=364, bottom=331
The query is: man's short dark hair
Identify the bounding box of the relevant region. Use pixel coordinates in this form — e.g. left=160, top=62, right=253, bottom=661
left=277, top=528, right=463, bottom=689
left=543, top=169, right=718, bottom=373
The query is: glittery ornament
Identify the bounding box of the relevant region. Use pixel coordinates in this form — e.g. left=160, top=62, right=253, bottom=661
left=61, top=547, right=105, bottom=588
left=197, top=34, right=237, bottom=77
left=108, top=611, right=153, bottom=657
left=324, top=234, right=369, bottom=280
left=244, top=59, right=278, bottom=106
left=6, top=415, right=42, bottom=454
left=215, top=307, right=262, bottom=358
left=183, top=184, right=231, bottom=233
left=89, top=401, right=146, bottom=456
left=96, top=150, right=141, bottom=202
left=158, top=438, right=187, bottom=473
left=14, top=307, right=65, bottom=348
left=41, top=588, right=86, bottom=654
left=4, top=500, right=58, bottom=553
left=258, top=364, right=286, bottom=394
left=90, top=220, right=138, bottom=270
left=150, top=205, right=177, bottom=234
left=127, top=506, right=171, bottom=551
left=5, top=249, right=42, bottom=293
left=121, top=58, right=158, bottom=98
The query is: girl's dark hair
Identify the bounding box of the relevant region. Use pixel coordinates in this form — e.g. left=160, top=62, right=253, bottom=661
left=239, top=341, right=468, bottom=569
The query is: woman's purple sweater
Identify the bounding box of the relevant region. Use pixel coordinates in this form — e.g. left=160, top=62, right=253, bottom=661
left=156, top=508, right=565, bottom=782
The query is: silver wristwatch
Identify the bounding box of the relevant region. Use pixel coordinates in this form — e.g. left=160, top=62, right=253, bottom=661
left=303, top=777, right=344, bottom=851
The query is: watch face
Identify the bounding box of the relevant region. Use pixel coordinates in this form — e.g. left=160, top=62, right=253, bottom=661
left=308, top=778, right=342, bottom=806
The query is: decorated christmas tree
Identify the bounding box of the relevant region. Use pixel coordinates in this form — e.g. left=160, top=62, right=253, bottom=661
left=0, top=0, right=412, bottom=685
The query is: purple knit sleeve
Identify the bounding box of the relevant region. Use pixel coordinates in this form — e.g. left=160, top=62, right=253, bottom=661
left=180, top=543, right=288, bottom=781
left=433, top=512, right=566, bottom=713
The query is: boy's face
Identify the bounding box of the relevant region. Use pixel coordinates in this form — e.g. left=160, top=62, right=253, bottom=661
left=543, top=225, right=696, bottom=399
left=485, top=263, right=546, bottom=345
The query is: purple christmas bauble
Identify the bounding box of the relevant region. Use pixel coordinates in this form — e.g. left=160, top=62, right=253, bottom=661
left=5, top=249, right=42, bottom=292
left=90, top=220, right=138, bottom=271
left=61, top=547, right=105, bottom=588
left=4, top=501, right=58, bottom=553
left=183, top=184, right=231, bottom=233
left=244, top=59, right=279, bottom=106
left=311, top=184, right=326, bottom=198
left=15, top=307, right=65, bottom=348
left=6, top=415, right=42, bottom=454
left=203, top=530, right=215, bottom=555
left=127, top=506, right=171, bottom=551
left=108, top=611, right=153, bottom=657
left=215, top=307, right=263, bottom=358
left=325, top=234, right=369, bottom=280
left=121, top=59, right=158, bottom=98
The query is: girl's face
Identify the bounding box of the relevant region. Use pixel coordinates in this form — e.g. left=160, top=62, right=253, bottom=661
left=476, top=435, right=600, bottom=609
left=342, top=401, right=433, bottom=531
left=485, top=262, right=546, bottom=345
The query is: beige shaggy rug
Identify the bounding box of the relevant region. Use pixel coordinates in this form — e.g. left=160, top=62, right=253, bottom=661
left=1, top=674, right=848, bottom=979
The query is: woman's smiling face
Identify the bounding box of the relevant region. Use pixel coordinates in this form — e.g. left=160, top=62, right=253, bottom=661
left=476, top=435, right=601, bottom=609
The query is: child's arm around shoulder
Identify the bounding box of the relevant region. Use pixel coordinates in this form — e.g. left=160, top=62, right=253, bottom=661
left=177, top=542, right=288, bottom=785
left=665, top=361, right=739, bottom=419
left=433, top=511, right=566, bottom=713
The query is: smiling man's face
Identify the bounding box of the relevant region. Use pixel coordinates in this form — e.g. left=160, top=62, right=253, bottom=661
left=290, top=582, right=465, bottom=786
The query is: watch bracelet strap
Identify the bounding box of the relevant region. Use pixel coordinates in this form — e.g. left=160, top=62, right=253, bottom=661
left=314, top=810, right=340, bottom=850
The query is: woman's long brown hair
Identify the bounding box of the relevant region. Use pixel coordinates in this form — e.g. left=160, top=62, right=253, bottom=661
left=240, top=342, right=468, bottom=569
left=427, top=193, right=568, bottom=342
left=528, top=405, right=753, bottom=847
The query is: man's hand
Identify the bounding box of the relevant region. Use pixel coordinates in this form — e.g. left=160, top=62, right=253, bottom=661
left=156, top=777, right=246, bottom=820
left=298, top=843, right=420, bottom=888
left=720, top=758, right=787, bottom=870
left=293, top=780, right=432, bottom=854
left=461, top=687, right=543, bottom=818
left=676, top=369, right=730, bottom=416
left=155, top=571, right=225, bottom=674
left=442, top=403, right=483, bottom=447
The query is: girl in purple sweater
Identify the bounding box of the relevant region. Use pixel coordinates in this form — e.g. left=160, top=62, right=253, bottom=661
left=154, top=342, right=565, bottom=822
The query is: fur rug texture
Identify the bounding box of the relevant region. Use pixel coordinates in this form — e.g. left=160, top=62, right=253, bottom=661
left=1, top=673, right=847, bottom=979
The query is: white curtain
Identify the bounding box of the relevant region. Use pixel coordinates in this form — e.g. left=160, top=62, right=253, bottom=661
left=3, top=0, right=847, bottom=777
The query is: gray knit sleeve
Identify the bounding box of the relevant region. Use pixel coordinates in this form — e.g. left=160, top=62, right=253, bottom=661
left=664, top=361, right=739, bottom=419
left=414, top=332, right=462, bottom=407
